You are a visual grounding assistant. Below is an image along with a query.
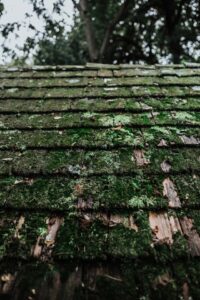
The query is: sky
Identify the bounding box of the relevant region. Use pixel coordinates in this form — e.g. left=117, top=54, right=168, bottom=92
left=0, top=0, right=74, bottom=64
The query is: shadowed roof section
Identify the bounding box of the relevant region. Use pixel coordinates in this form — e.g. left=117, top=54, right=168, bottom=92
left=0, top=63, right=200, bottom=299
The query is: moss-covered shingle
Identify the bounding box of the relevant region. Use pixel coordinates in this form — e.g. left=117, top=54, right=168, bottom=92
left=0, top=63, right=200, bottom=299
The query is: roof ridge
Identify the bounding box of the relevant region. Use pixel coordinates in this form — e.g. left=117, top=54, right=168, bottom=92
left=0, top=62, right=200, bottom=72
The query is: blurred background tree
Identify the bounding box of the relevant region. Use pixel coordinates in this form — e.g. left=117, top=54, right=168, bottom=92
left=0, top=0, right=199, bottom=65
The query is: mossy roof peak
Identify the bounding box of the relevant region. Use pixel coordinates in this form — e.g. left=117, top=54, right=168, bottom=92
left=0, top=63, right=200, bottom=298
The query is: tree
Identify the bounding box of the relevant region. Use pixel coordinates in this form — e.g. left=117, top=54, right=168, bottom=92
left=0, top=1, right=4, bottom=17
left=34, top=23, right=89, bottom=65
left=71, top=0, right=200, bottom=63
left=0, top=0, right=199, bottom=65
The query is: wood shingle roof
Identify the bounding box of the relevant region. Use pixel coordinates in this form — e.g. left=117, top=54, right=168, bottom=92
left=0, top=63, right=200, bottom=299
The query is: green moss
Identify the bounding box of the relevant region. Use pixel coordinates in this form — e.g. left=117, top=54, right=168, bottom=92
left=0, top=65, right=200, bottom=267
left=0, top=128, right=145, bottom=149
left=1, top=84, right=200, bottom=99
left=78, top=219, right=108, bottom=259
left=53, top=215, right=79, bottom=258
left=5, top=76, right=196, bottom=90
left=0, top=212, right=45, bottom=259
left=0, top=112, right=154, bottom=129
left=143, top=126, right=200, bottom=146
left=172, top=175, right=200, bottom=206
left=171, top=232, right=189, bottom=257
left=146, top=148, right=200, bottom=173
left=107, top=212, right=152, bottom=258
left=141, top=97, right=200, bottom=111
left=128, top=195, right=161, bottom=209
left=1, top=173, right=199, bottom=210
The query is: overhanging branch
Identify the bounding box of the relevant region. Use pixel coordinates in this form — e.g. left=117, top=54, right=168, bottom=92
left=71, top=0, right=80, bottom=10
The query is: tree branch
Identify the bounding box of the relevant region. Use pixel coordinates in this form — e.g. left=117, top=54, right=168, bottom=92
left=72, top=0, right=98, bottom=61
left=71, top=0, right=80, bottom=10
left=99, top=0, right=132, bottom=61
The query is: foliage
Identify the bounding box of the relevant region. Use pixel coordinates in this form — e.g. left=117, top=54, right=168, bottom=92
left=34, top=22, right=89, bottom=65
left=0, top=0, right=199, bottom=65
left=0, top=1, right=4, bottom=17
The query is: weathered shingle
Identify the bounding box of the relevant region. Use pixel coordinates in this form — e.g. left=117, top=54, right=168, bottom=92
left=0, top=63, right=200, bottom=299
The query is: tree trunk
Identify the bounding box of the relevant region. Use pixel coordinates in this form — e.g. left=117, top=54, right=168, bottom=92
left=161, top=0, right=182, bottom=63
left=78, top=0, right=99, bottom=61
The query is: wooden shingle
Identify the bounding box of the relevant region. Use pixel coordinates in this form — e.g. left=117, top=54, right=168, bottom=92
left=0, top=64, right=200, bottom=299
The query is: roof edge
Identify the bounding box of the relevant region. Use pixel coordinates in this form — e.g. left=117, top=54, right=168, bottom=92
left=0, top=62, right=200, bottom=72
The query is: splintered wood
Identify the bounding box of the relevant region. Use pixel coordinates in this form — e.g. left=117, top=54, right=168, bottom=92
left=160, top=160, right=171, bottom=173
left=0, top=273, right=16, bottom=294
left=109, top=214, right=138, bottom=231
left=149, top=212, right=200, bottom=256
left=180, top=135, right=200, bottom=145
left=79, top=213, right=138, bottom=231
left=32, top=216, right=63, bottom=259
left=153, top=272, right=173, bottom=289
left=133, top=150, right=149, bottom=167
left=149, top=212, right=180, bottom=244
left=179, top=217, right=200, bottom=256
left=77, top=196, right=93, bottom=209
left=45, top=217, right=63, bottom=246
left=14, top=215, right=25, bottom=239
left=157, top=139, right=168, bottom=147
left=163, top=178, right=181, bottom=208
